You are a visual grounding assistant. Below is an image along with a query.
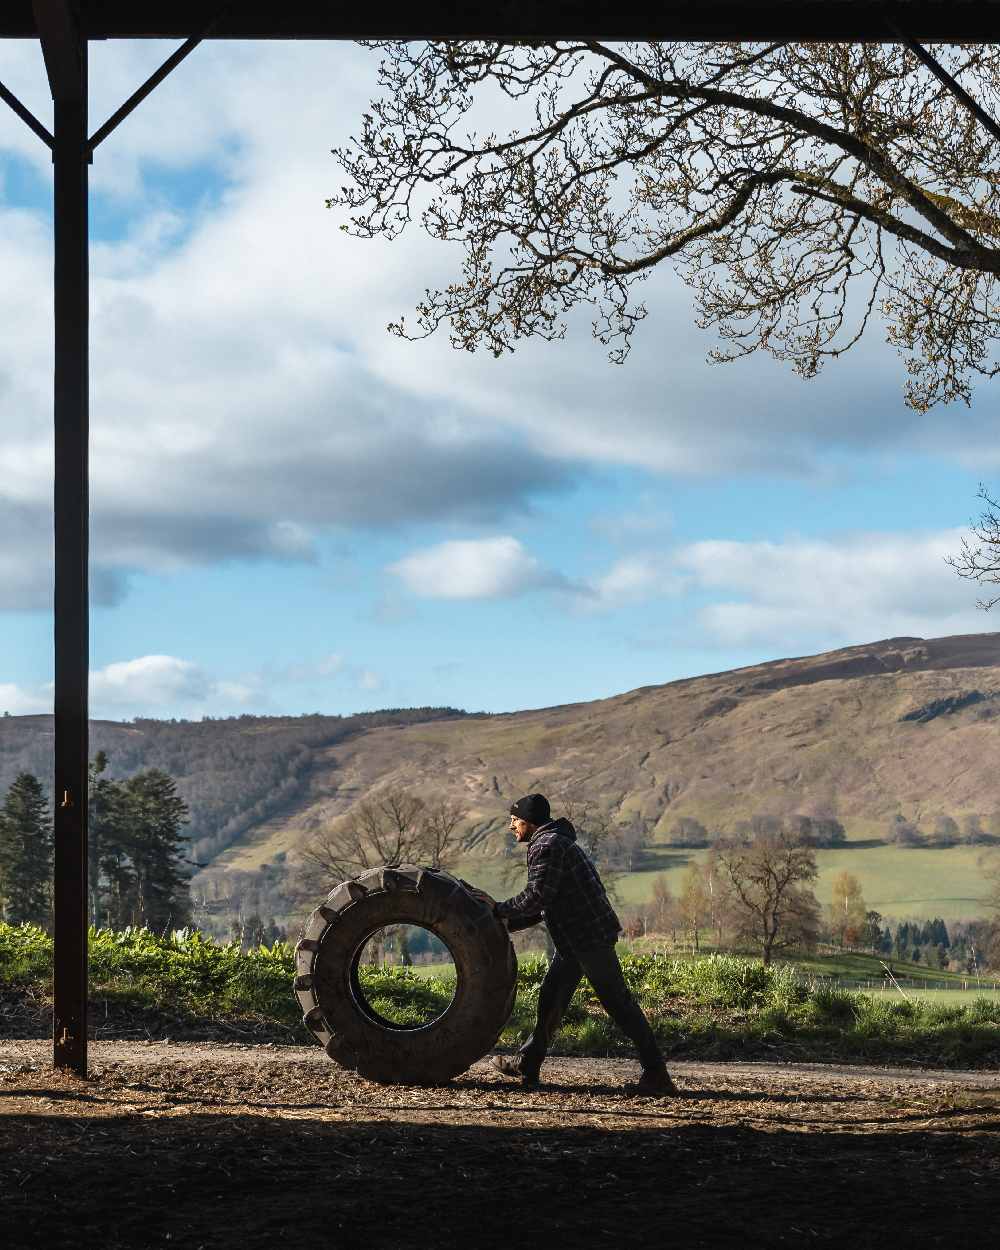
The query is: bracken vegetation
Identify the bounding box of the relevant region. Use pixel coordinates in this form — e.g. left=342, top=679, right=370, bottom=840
left=3, top=923, right=999, bottom=1066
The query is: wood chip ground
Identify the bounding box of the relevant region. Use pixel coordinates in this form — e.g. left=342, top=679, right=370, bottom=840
left=2, top=1042, right=999, bottom=1249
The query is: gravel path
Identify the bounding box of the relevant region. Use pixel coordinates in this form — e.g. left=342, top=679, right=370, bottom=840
left=4, top=1037, right=1000, bottom=1087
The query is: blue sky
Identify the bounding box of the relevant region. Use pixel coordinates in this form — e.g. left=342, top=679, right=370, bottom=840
left=0, top=39, right=997, bottom=721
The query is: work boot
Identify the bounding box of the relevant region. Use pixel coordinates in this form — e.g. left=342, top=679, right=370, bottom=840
left=624, top=1065, right=679, bottom=1098
left=491, top=1055, right=540, bottom=1088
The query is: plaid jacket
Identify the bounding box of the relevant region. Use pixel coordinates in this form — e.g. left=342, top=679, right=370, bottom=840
left=494, top=818, right=621, bottom=953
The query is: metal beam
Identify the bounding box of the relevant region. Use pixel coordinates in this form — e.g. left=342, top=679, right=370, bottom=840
left=88, top=34, right=203, bottom=152
left=89, top=6, right=228, bottom=152
left=0, top=76, right=54, bottom=147
left=33, top=1, right=84, bottom=101
left=2, top=1, right=1000, bottom=44
left=45, top=6, right=89, bottom=1078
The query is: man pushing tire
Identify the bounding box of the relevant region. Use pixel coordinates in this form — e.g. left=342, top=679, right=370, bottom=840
left=479, top=793, right=678, bottom=1097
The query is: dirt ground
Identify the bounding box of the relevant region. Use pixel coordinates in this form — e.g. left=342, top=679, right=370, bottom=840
left=2, top=1042, right=999, bottom=1250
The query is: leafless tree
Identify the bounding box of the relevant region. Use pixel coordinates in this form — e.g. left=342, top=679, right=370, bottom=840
left=712, top=829, right=821, bottom=965
left=553, top=796, right=648, bottom=891
left=557, top=796, right=613, bottom=859
left=947, top=485, right=1000, bottom=608
left=611, top=816, right=650, bottom=873
left=678, top=861, right=710, bottom=953
left=983, top=853, right=1000, bottom=916
left=650, top=874, right=676, bottom=940
left=420, top=795, right=468, bottom=869
left=332, top=41, right=1000, bottom=411
left=302, top=787, right=466, bottom=885
left=889, top=816, right=924, bottom=847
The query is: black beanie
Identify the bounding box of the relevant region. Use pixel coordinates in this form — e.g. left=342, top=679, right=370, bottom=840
left=510, top=793, right=550, bottom=825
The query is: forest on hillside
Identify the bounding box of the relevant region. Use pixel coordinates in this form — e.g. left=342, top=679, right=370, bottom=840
left=0, top=707, right=470, bottom=868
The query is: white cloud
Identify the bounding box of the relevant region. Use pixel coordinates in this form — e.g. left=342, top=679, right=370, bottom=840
left=588, top=554, right=686, bottom=606
left=0, top=43, right=579, bottom=612
left=676, top=529, right=987, bottom=649
left=316, top=653, right=346, bottom=677
left=387, top=536, right=689, bottom=610
left=388, top=536, right=569, bottom=600
left=358, top=668, right=382, bottom=692
left=0, top=682, right=48, bottom=715
left=213, top=680, right=259, bottom=704
left=2, top=657, right=231, bottom=721
left=0, top=40, right=987, bottom=619
left=89, top=655, right=213, bottom=710
left=385, top=527, right=993, bottom=652
left=281, top=652, right=382, bottom=692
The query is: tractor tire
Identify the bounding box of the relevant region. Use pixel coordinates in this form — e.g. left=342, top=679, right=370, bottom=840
left=294, top=864, right=518, bottom=1085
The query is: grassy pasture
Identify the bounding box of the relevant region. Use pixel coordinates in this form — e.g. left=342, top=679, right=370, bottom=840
left=408, top=960, right=456, bottom=978
left=860, top=987, right=1000, bottom=1005
left=377, top=948, right=983, bottom=992
left=813, top=844, right=992, bottom=920
left=780, top=949, right=966, bottom=981
left=459, top=841, right=998, bottom=922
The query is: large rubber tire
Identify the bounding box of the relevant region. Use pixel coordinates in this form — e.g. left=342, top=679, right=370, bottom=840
left=294, top=864, right=518, bottom=1085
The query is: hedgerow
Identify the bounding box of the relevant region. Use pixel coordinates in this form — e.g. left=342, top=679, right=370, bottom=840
left=2, top=925, right=999, bottom=1066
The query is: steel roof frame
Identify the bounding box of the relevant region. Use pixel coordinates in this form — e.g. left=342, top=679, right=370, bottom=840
left=2, top=1, right=1000, bottom=1077
left=1, top=2, right=1000, bottom=43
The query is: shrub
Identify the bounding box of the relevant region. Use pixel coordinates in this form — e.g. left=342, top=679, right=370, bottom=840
left=806, top=986, right=861, bottom=1027
left=3, top=923, right=999, bottom=1067
left=673, top=954, right=781, bottom=1009
left=0, top=922, right=52, bottom=983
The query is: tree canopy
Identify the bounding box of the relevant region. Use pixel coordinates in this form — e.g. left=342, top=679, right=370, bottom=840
left=333, top=40, right=1000, bottom=410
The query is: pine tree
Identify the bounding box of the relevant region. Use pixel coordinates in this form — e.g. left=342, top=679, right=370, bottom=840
left=120, top=769, right=191, bottom=931
left=0, top=773, right=52, bottom=925
left=89, top=751, right=131, bottom=927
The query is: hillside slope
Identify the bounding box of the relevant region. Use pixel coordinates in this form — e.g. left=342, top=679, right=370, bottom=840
left=6, top=633, right=1000, bottom=921
left=211, top=633, right=1000, bottom=871
left=0, top=707, right=469, bottom=865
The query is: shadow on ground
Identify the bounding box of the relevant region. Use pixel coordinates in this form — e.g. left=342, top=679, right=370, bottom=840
left=2, top=1098, right=998, bottom=1248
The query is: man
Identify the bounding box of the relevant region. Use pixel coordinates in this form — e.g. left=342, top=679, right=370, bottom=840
left=485, top=793, right=677, bottom=1097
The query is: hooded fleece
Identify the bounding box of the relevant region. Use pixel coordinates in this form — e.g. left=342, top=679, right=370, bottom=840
left=494, top=817, right=622, bottom=953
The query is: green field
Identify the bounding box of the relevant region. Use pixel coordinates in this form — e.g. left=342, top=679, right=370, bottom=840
left=458, top=841, right=999, bottom=922
left=381, top=945, right=996, bottom=999
left=409, top=960, right=455, bottom=978
left=860, top=987, right=1000, bottom=1005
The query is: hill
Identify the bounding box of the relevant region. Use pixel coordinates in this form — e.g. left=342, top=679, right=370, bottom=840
left=0, top=707, right=469, bottom=867
left=6, top=632, right=1000, bottom=922
left=207, top=632, right=1000, bottom=853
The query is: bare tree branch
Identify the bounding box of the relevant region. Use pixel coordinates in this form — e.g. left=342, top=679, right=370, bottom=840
left=302, top=787, right=467, bottom=886
left=947, top=483, right=1000, bottom=609
left=331, top=40, right=1000, bottom=409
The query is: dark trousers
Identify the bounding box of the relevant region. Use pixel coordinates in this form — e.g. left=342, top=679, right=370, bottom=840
left=519, top=943, right=664, bottom=1072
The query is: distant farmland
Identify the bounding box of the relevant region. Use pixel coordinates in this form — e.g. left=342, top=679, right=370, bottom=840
left=461, top=841, right=996, bottom=923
